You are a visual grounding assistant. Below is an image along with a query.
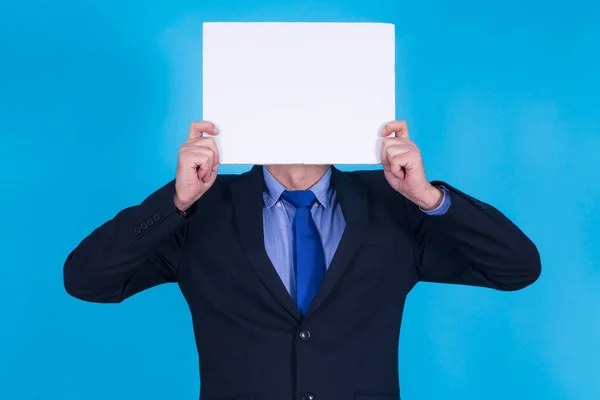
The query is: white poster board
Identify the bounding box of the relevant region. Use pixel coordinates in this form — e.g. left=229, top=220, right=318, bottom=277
left=202, top=22, right=395, bottom=164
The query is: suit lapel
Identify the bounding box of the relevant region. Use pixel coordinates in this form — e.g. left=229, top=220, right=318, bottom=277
left=230, top=166, right=302, bottom=321
left=305, top=167, right=369, bottom=319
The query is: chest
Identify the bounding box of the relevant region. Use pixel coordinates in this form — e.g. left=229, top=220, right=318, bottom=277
left=176, top=203, right=418, bottom=319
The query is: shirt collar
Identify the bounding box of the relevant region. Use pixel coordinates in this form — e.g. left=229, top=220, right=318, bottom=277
left=262, top=166, right=333, bottom=209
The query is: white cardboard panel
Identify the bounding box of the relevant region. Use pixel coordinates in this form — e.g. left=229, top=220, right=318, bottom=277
left=202, top=22, right=395, bottom=164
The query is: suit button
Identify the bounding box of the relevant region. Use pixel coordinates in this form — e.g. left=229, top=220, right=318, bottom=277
left=134, top=227, right=142, bottom=235
left=302, top=393, right=315, bottom=400
left=153, top=213, right=161, bottom=222
left=140, top=221, right=148, bottom=230
left=147, top=218, right=154, bottom=227
left=299, top=330, right=311, bottom=341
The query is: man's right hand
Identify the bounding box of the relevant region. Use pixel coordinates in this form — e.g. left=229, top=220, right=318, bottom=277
left=174, top=121, right=220, bottom=212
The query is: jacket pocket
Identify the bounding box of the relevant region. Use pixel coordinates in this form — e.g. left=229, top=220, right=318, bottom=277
left=355, top=394, right=400, bottom=400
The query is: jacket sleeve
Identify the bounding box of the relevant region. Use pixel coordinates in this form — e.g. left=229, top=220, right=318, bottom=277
left=405, top=181, right=541, bottom=291
left=63, top=181, right=189, bottom=303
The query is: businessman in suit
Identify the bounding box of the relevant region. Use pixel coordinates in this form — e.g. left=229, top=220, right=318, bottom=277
left=64, top=120, right=541, bottom=400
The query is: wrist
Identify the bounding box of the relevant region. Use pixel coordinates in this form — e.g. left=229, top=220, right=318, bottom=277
left=173, top=194, right=194, bottom=213
left=414, top=184, right=443, bottom=211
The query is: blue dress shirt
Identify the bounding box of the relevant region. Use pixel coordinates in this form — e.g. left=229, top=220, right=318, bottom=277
left=262, top=166, right=451, bottom=298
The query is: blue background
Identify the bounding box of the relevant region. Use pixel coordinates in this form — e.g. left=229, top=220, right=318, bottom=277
left=1, top=0, right=599, bottom=399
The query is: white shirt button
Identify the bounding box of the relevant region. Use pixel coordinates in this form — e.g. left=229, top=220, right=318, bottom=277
left=276, top=201, right=282, bottom=207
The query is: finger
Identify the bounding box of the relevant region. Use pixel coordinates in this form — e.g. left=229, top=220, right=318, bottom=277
left=188, top=121, right=219, bottom=140
left=177, top=151, right=210, bottom=181
left=388, top=153, right=409, bottom=179
left=203, top=163, right=219, bottom=183
left=179, top=152, right=213, bottom=185
left=380, top=138, right=414, bottom=165
left=198, top=153, right=218, bottom=183
left=193, top=148, right=216, bottom=183
left=183, top=137, right=220, bottom=166
left=381, top=141, right=391, bottom=169
left=196, top=155, right=213, bottom=182
left=380, top=139, right=395, bottom=167
left=186, top=148, right=216, bottom=177
left=381, top=137, right=415, bottom=153
left=382, top=136, right=412, bottom=145
left=180, top=146, right=215, bottom=166
left=382, top=146, right=411, bottom=172
left=389, top=152, right=419, bottom=178
left=202, top=163, right=212, bottom=183
left=385, top=144, right=413, bottom=159
left=380, top=120, right=409, bottom=139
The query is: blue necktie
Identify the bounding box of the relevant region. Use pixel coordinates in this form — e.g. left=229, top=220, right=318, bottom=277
left=281, top=190, right=326, bottom=316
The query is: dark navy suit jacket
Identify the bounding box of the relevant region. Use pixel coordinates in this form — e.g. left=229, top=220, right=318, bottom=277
left=64, top=166, right=541, bottom=400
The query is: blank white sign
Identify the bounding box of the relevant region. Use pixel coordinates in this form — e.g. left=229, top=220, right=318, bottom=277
left=202, top=22, right=395, bottom=164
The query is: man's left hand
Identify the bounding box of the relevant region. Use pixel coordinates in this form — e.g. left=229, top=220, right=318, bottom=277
left=380, top=120, right=443, bottom=211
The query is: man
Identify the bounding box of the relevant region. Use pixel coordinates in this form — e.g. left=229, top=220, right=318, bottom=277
left=64, top=120, right=541, bottom=400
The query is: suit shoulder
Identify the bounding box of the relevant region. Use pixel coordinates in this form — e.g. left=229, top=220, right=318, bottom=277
left=203, top=173, right=238, bottom=197
left=212, top=167, right=257, bottom=183
left=345, top=169, right=390, bottom=188
left=202, top=169, right=254, bottom=200
left=344, top=169, right=401, bottom=201
left=213, top=173, right=240, bottom=185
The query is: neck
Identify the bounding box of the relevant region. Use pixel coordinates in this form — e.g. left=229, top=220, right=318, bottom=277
left=266, top=165, right=331, bottom=190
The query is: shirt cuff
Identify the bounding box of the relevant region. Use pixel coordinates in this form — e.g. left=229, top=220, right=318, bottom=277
left=420, top=185, right=451, bottom=216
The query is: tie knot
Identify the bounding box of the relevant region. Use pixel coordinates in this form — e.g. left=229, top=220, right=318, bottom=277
left=281, top=190, right=317, bottom=208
